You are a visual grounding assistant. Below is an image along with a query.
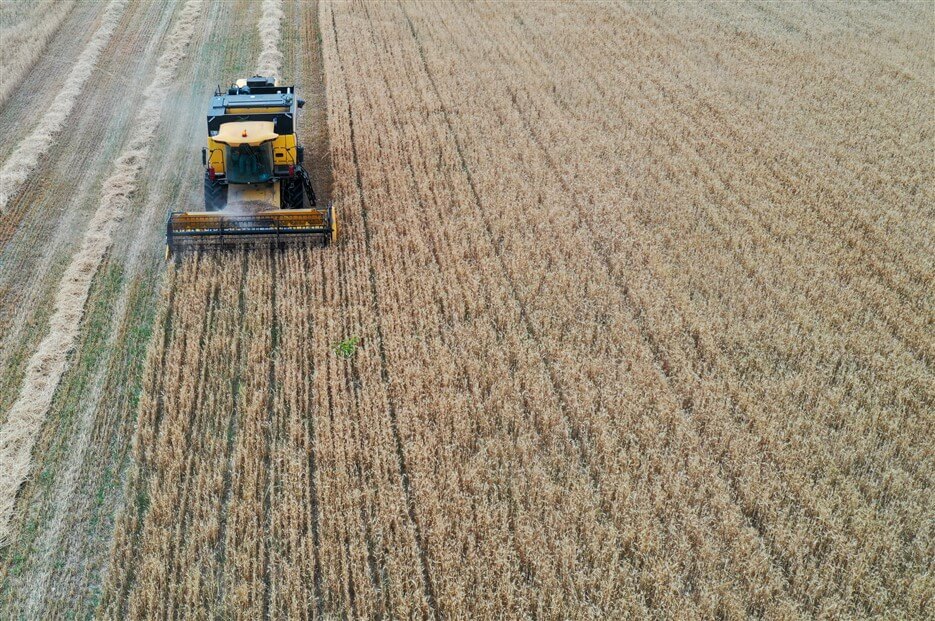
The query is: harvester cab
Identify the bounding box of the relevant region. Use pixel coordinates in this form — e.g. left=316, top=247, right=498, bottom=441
left=165, top=75, right=336, bottom=256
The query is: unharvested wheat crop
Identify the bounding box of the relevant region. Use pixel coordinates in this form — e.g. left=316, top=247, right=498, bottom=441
left=96, top=1, right=934, bottom=619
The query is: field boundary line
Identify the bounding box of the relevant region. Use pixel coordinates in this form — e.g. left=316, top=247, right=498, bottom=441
left=0, top=0, right=204, bottom=546
left=0, top=0, right=129, bottom=212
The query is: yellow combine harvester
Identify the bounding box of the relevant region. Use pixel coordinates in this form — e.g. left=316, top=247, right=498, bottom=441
left=166, top=75, right=335, bottom=256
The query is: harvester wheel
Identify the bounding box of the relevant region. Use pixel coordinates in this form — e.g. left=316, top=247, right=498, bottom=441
left=281, top=177, right=304, bottom=209
left=204, top=172, right=227, bottom=211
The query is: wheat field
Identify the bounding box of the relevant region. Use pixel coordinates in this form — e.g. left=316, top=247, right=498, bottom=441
left=1, top=1, right=932, bottom=619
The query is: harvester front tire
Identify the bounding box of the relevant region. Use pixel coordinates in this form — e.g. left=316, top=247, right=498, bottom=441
left=204, top=173, right=227, bottom=211
left=281, top=177, right=304, bottom=209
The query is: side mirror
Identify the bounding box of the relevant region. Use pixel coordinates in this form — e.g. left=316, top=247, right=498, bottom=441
left=201, top=147, right=207, bottom=166
left=297, top=146, right=305, bottom=163
left=297, top=98, right=305, bottom=109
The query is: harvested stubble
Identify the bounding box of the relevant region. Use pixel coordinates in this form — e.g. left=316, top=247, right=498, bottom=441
left=102, top=1, right=932, bottom=619
left=0, top=0, right=128, bottom=210
left=0, top=0, right=203, bottom=544
left=0, top=0, right=76, bottom=108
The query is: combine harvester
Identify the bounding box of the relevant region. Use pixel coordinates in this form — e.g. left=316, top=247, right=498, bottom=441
left=166, top=76, right=336, bottom=256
